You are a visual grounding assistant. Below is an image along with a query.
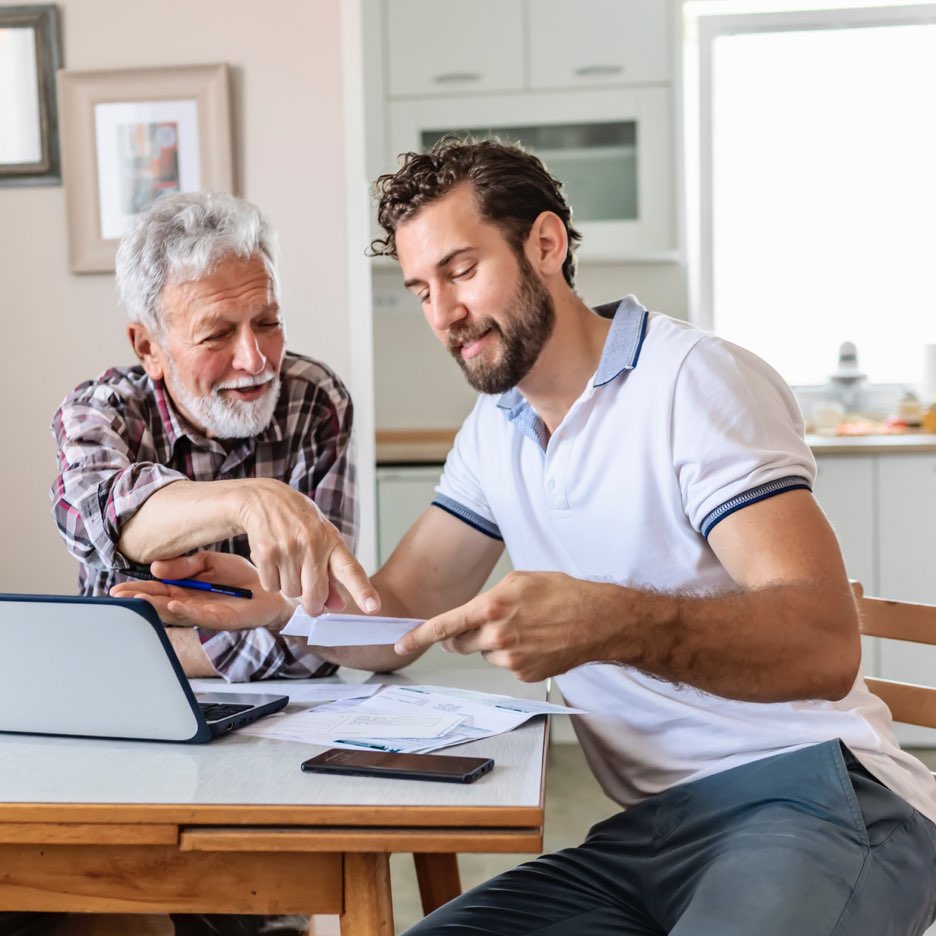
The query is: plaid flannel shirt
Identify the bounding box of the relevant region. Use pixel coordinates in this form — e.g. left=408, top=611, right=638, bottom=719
left=50, top=352, right=357, bottom=681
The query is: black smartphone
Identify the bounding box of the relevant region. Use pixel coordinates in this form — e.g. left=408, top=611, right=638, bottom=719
left=300, top=748, right=495, bottom=783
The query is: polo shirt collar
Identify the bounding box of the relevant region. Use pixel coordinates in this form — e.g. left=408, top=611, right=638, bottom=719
left=592, top=295, right=649, bottom=387
left=496, top=295, right=649, bottom=416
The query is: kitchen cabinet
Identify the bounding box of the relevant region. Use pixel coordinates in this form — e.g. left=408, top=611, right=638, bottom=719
left=813, top=450, right=936, bottom=745
left=529, top=0, right=670, bottom=89
left=877, top=455, right=936, bottom=746
left=386, top=0, right=525, bottom=96
left=812, top=455, right=879, bottom=678
left=388, top=86, right=674, bottom=259
left=374, top=0, right=678, bottom=260
left=386, top=0, right=670, bottom=97
left=376, top=465, right=512, bottom=587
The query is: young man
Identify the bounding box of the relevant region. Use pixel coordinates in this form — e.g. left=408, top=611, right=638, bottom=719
left=121, top=141, right=936, bottom=935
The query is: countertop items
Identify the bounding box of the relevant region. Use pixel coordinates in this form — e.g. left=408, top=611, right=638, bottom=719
left=375, top=428, right=936, bottom=464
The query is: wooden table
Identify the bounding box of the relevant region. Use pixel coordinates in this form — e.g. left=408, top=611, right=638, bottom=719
left=0, top=669, right=547, bottom=935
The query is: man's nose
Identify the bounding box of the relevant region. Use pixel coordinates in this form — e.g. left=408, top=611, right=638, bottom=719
left=427, top=287, right=466, bottom=332
left=231, top=328, right=267, bottom=374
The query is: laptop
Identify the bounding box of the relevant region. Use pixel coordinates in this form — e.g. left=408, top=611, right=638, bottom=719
left=0, top=593, right=289, bottom=743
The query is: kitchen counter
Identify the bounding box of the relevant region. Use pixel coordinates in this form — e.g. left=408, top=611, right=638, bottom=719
left=806, top=432, right=936, bottom=455
left=376, top=429, right=456, bottom=464
left=376, top=429, right=936, bottom=464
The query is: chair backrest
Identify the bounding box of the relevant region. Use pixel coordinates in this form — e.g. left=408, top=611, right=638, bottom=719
left=852, top=582, right=936, bottom=730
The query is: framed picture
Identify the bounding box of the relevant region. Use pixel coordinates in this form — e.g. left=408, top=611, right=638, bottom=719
left=57, top=63, right=233, bottom=273
left=0, top=5, right=62, bottom=186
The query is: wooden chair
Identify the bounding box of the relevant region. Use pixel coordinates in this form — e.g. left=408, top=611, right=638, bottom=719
left=853, top=582, right=936, bottom=738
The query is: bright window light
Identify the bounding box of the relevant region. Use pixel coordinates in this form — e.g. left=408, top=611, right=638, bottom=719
left=704, top=15, right=936, bottom=387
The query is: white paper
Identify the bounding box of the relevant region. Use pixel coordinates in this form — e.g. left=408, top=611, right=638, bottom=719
left=282, top=610, right=423, bottom=646
left=188, top=678, right=382, bottom=704
left=409, top=684, right=586, bottom=715
left=239, top=684, right=583, bottom=752
left=266, top=711, right=464, bottom=739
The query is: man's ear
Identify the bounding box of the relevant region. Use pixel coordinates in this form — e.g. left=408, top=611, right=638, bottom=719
left=127, top=323, right=165, bottom=381
left=525, top=211, right=568, bottom=278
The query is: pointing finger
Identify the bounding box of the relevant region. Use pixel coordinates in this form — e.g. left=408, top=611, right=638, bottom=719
left=329, top=543, right=380, bottom=614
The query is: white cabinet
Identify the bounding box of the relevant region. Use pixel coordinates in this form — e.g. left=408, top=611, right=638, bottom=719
left=376, top=465, right=512, bottom=587
left=389, top=85, right=674, bottom=259
left=375, top=464, right=514, bottom=678
left=386, top=0, right=671, bottom=97
left=386, top=0, right=525, bottom=96
left=876, top=455, right=936, bottom=746
left=812, top=455, right=879, bottom=677
left=813, top=455, right=876, bottom=595
left=877, top=455, right=936, bottom=602
left=529, top=0, right=670, bottom=89
left=375, top=0, right=677, bottom=260
left=813, top=451, right=936, bottom=745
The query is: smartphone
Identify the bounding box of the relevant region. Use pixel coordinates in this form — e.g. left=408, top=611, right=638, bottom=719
left=300, top=748, right=495, bottom=783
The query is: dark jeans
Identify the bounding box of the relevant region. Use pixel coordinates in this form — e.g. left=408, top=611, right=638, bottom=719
left=404, top=740, right=936, bottom=936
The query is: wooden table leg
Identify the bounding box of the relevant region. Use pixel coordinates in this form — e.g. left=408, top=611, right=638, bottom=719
left=340, top=852, right=393, bottom=936
left=413, top=853, right=462, bottom=916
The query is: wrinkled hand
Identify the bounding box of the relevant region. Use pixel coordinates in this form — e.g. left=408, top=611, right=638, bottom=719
left=235, top=478, right=379, bottom=616
left=394, top=571, right=621, bottom=682
left=110, top=552, right=294, bottom=631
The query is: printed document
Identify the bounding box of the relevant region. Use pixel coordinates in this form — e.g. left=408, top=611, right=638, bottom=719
left=240, top=683, right=584, bottom=752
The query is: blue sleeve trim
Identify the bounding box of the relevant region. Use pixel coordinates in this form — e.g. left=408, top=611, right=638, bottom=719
left=700, top=476, right=812, bottom=539
left=431, top=495, right=503, bottom=541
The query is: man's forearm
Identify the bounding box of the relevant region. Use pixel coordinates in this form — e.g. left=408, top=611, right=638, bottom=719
left=165, top=627, right=217, bottom=677
left=592, top=579, right=860, bottom=703
left=117, top=478, right=252, bottom=564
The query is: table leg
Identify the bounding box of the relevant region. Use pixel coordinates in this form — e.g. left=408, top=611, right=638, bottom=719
left=340, top=853, right=393, bottom=936
left=413, top=853, right=461, bottom=916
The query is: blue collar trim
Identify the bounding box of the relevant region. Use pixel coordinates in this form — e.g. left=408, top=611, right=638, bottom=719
left=494, top=296, right=648, bottom=450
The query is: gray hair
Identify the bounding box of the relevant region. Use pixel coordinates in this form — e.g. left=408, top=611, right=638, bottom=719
left=115, top=191, right=281, bottom=334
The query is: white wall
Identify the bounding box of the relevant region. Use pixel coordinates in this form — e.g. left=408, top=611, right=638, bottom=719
left=0, top=0, right=375, bottom=593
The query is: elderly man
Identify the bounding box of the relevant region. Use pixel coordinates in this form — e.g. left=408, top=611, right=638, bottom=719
left=50, top=191, right=382, bottom=683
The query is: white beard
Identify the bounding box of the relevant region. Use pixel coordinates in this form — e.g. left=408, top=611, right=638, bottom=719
left=165, top=357, right=282, bottom=439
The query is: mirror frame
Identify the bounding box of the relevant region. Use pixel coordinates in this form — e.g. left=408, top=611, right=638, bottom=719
left=0, top=4, right=62, bottom=186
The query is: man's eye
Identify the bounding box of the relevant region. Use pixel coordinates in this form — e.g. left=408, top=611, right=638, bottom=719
left=453, top=264, right=476, bottom=280
left=257, top=321, right=282, bottom=330
left=201, top=331, right=230, bottom=343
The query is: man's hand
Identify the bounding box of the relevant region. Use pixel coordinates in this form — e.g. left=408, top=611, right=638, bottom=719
left=110, top=552, right=295, bottom=631
left=117, top=478, right=381, bottom=618
left=234, top=478, right=380, bottom=616
left=394, top=571, right=618, bottom=682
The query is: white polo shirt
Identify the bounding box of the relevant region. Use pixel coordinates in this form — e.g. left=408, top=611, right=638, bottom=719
left=434, top=296, right=936, bottom=822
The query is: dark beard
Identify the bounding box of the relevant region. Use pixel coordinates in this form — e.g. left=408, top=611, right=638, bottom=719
left=447, top=257, right=556, bottom=395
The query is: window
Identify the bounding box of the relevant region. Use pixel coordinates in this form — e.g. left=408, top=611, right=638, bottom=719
left=691, top=2, right=936, bottom=390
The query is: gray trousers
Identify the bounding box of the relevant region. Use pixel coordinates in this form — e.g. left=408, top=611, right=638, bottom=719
left=404, top=740, right=936, bottom=936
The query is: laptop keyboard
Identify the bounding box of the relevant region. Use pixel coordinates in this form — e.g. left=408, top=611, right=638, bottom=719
left=198, top=701, right=253, bottom=723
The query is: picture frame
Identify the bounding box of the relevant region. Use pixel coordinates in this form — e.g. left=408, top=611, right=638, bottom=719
left=0, top=5, right=63, bottom=186
left=57, top=63, right=233, bottom=273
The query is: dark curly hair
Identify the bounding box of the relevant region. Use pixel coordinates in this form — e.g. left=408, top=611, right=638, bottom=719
left=371, top=137, right=581, bottom=287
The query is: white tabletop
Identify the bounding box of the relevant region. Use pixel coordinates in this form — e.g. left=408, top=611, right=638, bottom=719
left=0, top=668, right=548, bottom=813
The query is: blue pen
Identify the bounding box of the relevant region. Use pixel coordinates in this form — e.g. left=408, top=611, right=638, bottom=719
left=120, top=568, right=253, bottom=599
left=337, top=740, right=398, bottom=751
